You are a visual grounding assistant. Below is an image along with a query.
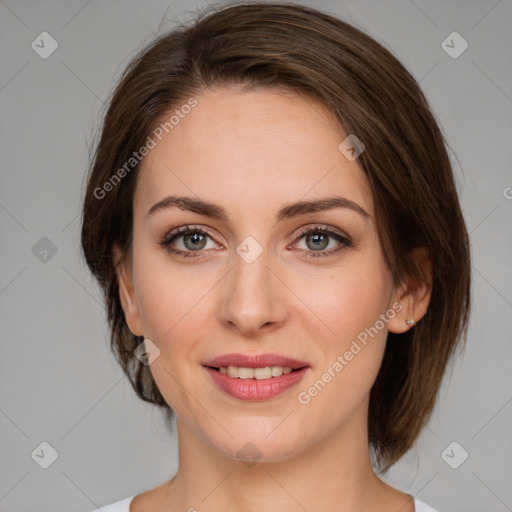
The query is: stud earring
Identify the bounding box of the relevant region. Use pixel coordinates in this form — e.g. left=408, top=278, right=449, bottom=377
left=406, top=319, right=416, bottom=326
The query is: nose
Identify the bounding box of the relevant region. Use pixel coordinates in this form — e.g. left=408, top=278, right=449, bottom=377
left=219, top=248, right=287, bottom=337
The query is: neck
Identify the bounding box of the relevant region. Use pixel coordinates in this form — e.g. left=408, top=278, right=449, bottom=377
left=162, top=400, right=404, bottom=512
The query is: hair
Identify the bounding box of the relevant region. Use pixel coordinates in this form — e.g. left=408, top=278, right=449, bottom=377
left=81, top=1, right=471, bottom=473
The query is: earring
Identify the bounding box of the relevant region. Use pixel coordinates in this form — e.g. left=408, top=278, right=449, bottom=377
left=406, top=319, right=416, bottom=326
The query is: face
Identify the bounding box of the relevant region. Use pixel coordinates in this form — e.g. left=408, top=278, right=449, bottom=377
left=116, top=86, right=410, bottom=463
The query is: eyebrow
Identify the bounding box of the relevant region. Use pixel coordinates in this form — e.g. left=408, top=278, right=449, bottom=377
left=147, top=195, right=370, bottom=222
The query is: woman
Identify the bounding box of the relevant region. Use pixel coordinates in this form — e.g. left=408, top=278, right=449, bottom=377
left=82, top=2, right=471, bottom=511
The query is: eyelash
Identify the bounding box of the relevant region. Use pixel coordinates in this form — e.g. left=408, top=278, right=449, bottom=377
left=159, top=224, right=352, bottom=259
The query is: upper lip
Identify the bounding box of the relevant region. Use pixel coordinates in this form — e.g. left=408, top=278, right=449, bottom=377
left=203, top=353, right=309, bottom=369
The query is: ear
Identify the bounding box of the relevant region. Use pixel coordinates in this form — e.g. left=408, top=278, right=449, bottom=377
left=112, top=244, right=143, bottom=337
left=387, top=246, right=433, bottom=334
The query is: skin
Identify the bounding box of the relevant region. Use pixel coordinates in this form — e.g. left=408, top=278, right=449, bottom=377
left=114, top=86, right=432, bottom=512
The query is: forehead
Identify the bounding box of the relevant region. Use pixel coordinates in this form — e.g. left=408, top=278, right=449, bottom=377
left=136, top=86, right=373, bottom=220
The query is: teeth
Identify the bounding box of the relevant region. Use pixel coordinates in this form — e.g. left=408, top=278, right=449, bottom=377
left=271, top=366, right=283, bottom=377
left=220, top=365, right=294, bottom=380
left=238, top=367, right=254, bottom=379
left=227, top=366, right=239, bottom=378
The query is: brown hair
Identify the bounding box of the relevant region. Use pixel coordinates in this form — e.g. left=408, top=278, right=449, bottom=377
left=81, top=1, right=471, bottom=473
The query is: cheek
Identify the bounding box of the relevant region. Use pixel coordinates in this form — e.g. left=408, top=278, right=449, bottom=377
left=130, top=253, right=211, bottom=415
left=131, top=242, right=211, bottom=341
left=292, top=249, right=394, bottom=408
left=294, top=294, right=389, bottom=434
left=299, top=253, right=394, bottom=345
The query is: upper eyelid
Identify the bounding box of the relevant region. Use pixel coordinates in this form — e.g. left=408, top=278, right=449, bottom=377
left=295, top=225, right=349, bottom=239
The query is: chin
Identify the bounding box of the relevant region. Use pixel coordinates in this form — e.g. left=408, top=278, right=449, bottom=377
left=221, top=436, right=303, bottom=465
left=204, top=417, right=308, bottom=464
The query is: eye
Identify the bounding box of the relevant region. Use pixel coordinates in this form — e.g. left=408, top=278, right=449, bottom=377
left=292, top=225, right=352, bottom=259
left=159, top=225, right=219, bottom=258
left=159, top=224, right=352, bottom=259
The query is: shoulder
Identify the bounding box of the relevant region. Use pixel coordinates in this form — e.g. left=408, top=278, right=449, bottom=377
left=415, top=498, right=441, bottom=512
left=88, top=495, right=135, bottom=512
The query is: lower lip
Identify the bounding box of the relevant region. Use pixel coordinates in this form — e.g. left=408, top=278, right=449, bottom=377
left=205, top=367, right=310, bottom=401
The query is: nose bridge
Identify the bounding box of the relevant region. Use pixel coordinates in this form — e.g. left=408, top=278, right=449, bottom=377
left=220, top=238, right=283, bottom=333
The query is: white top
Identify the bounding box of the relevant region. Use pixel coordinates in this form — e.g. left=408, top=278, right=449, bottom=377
left=89, top=494, right=440, bottom=511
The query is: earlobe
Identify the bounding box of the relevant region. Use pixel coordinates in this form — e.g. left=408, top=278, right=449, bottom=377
left=387, top=246, right=433, bottom=334
left=112, top=244, right=143, bottom=336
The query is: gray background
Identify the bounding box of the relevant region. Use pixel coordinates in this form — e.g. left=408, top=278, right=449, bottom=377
left=0, top=0, right=511, bottom=511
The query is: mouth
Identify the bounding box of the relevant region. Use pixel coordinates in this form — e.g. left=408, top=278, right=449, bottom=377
left=202, top=353, right=310, bottom=401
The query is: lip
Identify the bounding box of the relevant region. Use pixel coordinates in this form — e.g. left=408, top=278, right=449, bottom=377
left=202, top=353, right=311, bottom=401
left=203, top=353, right=309, bottom=369
left=205, top=366, right=310, bottom=401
